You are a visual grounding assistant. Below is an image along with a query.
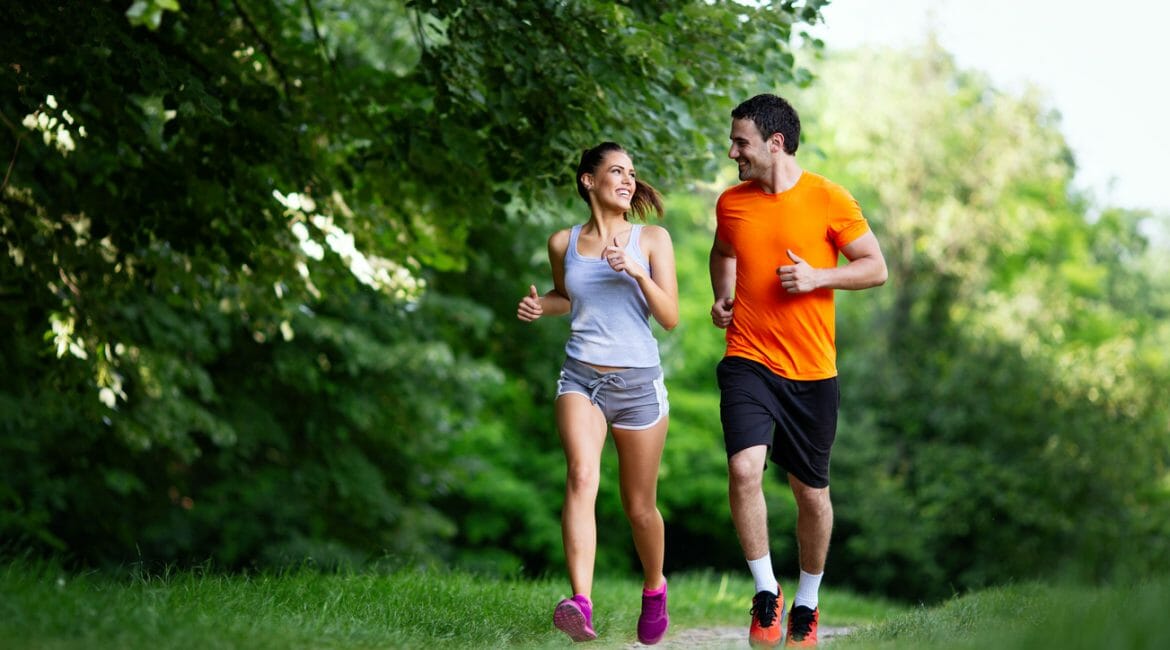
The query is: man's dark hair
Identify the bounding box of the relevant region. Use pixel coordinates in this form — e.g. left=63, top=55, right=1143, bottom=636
left=731, top=94, right=801, bottom=155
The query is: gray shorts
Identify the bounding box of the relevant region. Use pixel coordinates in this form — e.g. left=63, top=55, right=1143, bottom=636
left=556, top=357, right=669, bottom=430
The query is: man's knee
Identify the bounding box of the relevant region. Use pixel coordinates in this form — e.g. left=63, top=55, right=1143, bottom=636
left=728, top=450, right=765, bottom=491
left=792, top=482, right=832, bottom=516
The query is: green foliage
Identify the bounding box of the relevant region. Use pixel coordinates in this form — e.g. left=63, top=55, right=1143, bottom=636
left=0, top=0, right=825, bottom=571
left=125, top=0, right=181, bottom=29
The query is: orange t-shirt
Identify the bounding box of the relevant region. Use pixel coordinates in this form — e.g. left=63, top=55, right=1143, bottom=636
left=715, top=171, right=870, bottom=380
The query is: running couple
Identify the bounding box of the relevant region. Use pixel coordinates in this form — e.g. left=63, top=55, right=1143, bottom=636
left=517, top=93, right=888, bottom=647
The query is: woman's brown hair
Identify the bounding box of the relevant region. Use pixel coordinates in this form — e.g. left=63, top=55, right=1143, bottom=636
left=575, top=142, right=664, bottom=220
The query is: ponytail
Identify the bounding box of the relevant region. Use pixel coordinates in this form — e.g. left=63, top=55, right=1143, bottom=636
left=629, top=178, right=664, bottom=221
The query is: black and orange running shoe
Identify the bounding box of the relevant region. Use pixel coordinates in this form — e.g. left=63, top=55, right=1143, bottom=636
left=749, top=589, right=785, bottom=647
left=786, top=605, right=819, bottom=647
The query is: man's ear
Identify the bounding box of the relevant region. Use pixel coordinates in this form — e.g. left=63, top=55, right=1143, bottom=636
left=769, top=132, right=785, bottom=153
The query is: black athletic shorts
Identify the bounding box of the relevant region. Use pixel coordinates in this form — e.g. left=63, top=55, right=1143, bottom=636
left=716, top=356, right=839, bottom=488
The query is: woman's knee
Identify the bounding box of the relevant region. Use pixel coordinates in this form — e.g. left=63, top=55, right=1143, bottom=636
left=565, top=463, right=601, bottom=495
left=624, top=502, right=662, bottom=530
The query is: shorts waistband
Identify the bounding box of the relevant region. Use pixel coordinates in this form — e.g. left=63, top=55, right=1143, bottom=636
left=563, top=357, right=662, bottom=385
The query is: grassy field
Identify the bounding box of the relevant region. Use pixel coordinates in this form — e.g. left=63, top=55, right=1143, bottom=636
left=2, top=559, right=1167, bottom=648
left=0, top=559, right=897, bottom=649
left=836, top=577, right=1170, bottom=650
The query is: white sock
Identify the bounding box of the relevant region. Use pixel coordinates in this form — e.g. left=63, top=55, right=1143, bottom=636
left=747, top=554, right=779, bottom=595
left=793, top=569, right=823, bottom=610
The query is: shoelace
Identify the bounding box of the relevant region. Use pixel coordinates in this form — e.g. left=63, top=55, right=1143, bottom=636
left=641, top=591, right=666, bottom=618
left=788, top=606, right=816, bottom=639
left=586, top=373, right=627, bottom=404
left=750, top=593, right=778, bottom=627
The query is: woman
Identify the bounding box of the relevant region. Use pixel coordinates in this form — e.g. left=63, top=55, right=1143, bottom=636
left=517, top=142, right=678, bottom=644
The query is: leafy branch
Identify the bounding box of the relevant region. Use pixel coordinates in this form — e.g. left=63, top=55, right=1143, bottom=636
left=231, top=0, right=293, bottom=98
left=0, top=110, right=24, bottom=193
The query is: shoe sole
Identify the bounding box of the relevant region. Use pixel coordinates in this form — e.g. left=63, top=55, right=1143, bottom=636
left=554, top=601, right=597, bottom=642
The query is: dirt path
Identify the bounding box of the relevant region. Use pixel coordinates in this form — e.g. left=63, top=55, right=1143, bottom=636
left=627, top=625, right=854, bottom=648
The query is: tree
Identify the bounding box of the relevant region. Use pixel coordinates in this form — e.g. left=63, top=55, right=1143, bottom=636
left=0, top=0, right=829, bottom=568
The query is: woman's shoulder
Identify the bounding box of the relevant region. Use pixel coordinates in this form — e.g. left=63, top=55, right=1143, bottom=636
left=638, top=223, right=673, bottom=244
left=548, top=227, right=572, bottom=254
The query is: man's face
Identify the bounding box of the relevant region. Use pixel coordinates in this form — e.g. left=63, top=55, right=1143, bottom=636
left=728, top=118, right=773, bottom=182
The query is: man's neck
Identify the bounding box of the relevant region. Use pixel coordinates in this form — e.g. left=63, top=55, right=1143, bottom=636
left=757, top=156, right=802, bottom=195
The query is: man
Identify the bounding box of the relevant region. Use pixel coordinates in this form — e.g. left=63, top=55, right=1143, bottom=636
left=709, top=93, right=887, bottom=647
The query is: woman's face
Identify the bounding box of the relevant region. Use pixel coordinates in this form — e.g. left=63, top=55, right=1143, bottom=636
left=584, top=150, right=636, bottom=213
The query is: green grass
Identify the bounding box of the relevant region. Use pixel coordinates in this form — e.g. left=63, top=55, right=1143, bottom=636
left=837, top=578, right=1170, bottom=650
left=0, top=560, right=898, bottom=649
left=3, top=559, right=1168, bottom=649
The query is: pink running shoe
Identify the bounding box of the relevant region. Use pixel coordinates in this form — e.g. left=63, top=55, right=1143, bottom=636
left=554, top=594, right=597, bottom=642
left=637, top=580, right=670, bottom=644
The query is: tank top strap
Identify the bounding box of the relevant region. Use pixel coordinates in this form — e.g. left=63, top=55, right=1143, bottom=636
left=627, top=223, right=647, bottom=260
left=567, top=224, right=583, bottom=259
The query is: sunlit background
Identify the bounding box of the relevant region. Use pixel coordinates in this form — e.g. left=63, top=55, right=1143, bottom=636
left=812, top=0, right=1170, bottom=214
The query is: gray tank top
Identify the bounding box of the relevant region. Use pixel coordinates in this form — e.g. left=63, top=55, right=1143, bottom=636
left=563, top=224, right=661, bottom=368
